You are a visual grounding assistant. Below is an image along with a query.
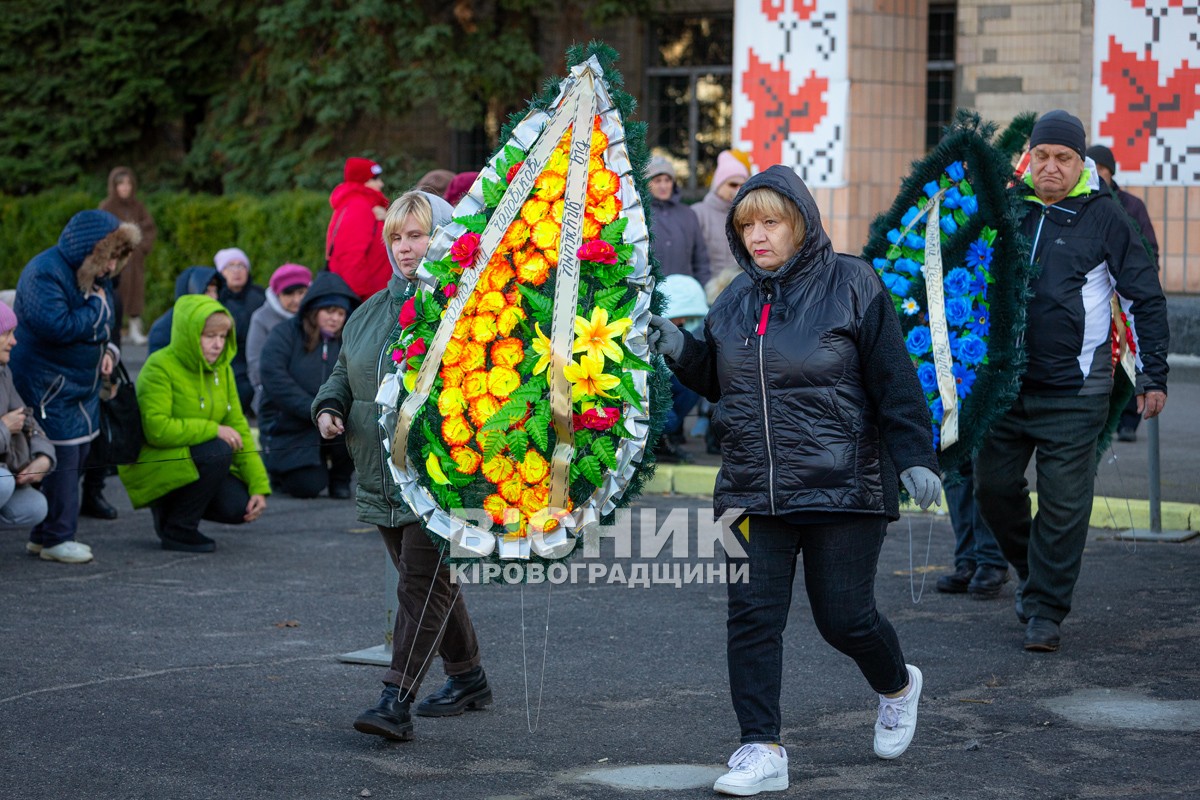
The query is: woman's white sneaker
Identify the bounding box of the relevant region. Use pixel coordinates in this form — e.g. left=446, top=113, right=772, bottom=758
left=713, top=743, right=788, bottom=796
left=874, top=664, right=923, bottom=759
left=38, top=541, right=94, bottom=564
left=27, top=541, right=92, bottom=556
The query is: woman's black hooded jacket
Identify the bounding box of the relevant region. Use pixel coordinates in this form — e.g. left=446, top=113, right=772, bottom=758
left=669, top=165, right=937, bottom=520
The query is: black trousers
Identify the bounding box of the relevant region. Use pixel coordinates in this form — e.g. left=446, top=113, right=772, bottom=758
left=974, top=392, right=1110, bottom=624
left=726, top=514, right=908, bottom=744
left=151, top=438, right=250, bottom=540
left=270, top=440, right=354, bottom=499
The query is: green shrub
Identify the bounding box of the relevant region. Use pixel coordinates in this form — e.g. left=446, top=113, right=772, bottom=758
left=0, top=189, right=329, bottom=321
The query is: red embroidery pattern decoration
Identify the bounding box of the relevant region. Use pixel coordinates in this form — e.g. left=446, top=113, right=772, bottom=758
left=739, top=50, right=829, bottom=171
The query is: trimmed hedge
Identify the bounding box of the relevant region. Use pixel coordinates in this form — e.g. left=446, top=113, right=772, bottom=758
left=0, top=190, right=330, bottom=321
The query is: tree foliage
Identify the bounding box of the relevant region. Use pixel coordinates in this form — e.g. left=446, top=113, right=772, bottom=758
left=0, top=0, right=652, bottom=195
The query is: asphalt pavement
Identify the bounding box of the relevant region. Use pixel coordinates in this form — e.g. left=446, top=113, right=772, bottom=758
left=1, top=351, right=1197, bottom=799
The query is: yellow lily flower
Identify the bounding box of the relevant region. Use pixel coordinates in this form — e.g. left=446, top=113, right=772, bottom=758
left=573, top=307, right=632, bottom=364
left=532, top=322, right=553, bottom=376
left=426, top=452, right=451, bottom=485
left=563, top=353, right=621, bottom=402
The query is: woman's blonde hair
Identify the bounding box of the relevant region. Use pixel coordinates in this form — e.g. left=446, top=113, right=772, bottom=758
left=382, top=190, right=432, bottom=242
left=202, top=311, right=233, bottom=335
left=731, top=187, right=806, bottom=251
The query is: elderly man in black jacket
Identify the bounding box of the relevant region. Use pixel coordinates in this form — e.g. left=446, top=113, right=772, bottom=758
left=975, top=111, right=1169, bottom=653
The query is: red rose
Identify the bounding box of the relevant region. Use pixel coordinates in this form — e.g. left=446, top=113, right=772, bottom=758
left=577, top=240, right=617, bottom=265
left=405, top=337, right=427, bottom=359
left=443, top=283, right=458, bottom=299
left=573, top=406, right=620, bottom=431
left=450, top=232, right=481, bottom=269
left=398, top=297, right=417, bottom=328
left=506, top=160, right=525, bottom=183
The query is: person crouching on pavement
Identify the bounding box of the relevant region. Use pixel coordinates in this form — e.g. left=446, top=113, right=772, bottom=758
left=258, top=271, right=358, bottom=499
left=118, top=295, right=269, bottom=552
left=648, top=165, right=942, bottom=796
left=0, top=302, right=55, bottom=532
left=313, top=190, right=490, bottom=742
left=12, top=209, right=138, bottom=564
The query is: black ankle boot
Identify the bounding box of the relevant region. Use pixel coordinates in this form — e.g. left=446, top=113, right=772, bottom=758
left=415, top=667, right=492, bottom=717
left=353, top=684, right=414, bottom=740
left=936, top=564, right=974, bottom=593
left=81, top=490, right=118, bottom=520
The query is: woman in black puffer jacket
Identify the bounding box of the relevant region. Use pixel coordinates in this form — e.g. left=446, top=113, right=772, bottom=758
left=258, top=271, right=358, bottom=499
left=648, top=165, right=942, bottom=794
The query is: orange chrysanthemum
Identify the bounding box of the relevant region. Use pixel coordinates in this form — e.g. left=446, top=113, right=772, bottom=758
left=520, top=485, right=551, bottom=519
left=477, top=290, right=507, bottom=316
left=589, top=156, right=605, bottom=174
left=588, top=167, right=619, bottom=200
left=534, top=171, right=566, bottom=203
left=462, top=369, right=490, bottom=400
left=582, top=215, right=601, bottom=240
left=530, top=218, right=561, bottom=251
left=516, top=250, right=550, bottom=285
left=483, top=494, right=511, bottom=525
left=442, top=415, right=473, bottom=447
left=588, top=194, right=621, bottom=226
left=468, top=393, right=503, bottom=428
left=490, top=337, right=525, bottom=369
left=437, top=386, right=467, bottom=417
left=546, top=148, right=570, bottom=175
left=459, top=341, right=487, bottom=372
left=501, top=220, right=530, bottom=251
left=520, top=198, right=551, bottom=226
left=550, top=199, right=565, bottom=223
left=483, top=261, right=516, bottom=293
left=442, top=338, right=464, bottom=367
left=542, top=247, right=559, bottom=267
left=496, top=304, right=527, bottom=336
left=487, top=366, right=521, bottom=398
left=441, top=365, right=465, bottom=389
left=498, top=474, right=526, bottom=505
left=451, top=446, right=482, bottom=475
left=471, top=313, right=498, bottom=344
left=482, top=455, right=515, bottom=484
left=462, top=292, right=479, bottom=316
left=518, top=449, right=549, bottom=484
left=590, top=127, right=609, bottom=157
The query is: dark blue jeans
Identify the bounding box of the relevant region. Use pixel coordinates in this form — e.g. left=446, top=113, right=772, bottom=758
left=974, top=392, right=1110, bottom=623
left=946, top=471, right=1006, bottom=570
left=30, top=442, right=89, bottom=547
left=726, top=514, right=908, bottom=744
left=666, top=375, right=699, bottom=437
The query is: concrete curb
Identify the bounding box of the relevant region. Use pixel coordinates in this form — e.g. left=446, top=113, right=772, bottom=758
left=647, top=464, right=1200, bottom=533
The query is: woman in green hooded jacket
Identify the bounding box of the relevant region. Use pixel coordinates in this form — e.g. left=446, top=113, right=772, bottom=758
left=119, top=294, right=269, bottom=552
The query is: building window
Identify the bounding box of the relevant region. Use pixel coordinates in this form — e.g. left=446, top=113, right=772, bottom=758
left=926, top=2, right=957, bottom=150
left=646, top=14, right=734, bottom=198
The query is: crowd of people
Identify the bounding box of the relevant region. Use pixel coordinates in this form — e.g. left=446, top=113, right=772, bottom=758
left=0, top=111, right=1172, bottom=797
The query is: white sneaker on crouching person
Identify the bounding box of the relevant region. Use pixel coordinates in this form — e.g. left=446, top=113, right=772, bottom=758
left=27, top=541, right=92, bottom=556
left=38, top=541, right=94, bottom=564
left=713, top=743, right=788, bottom=796
left=873, top=664, right=923, bottom=759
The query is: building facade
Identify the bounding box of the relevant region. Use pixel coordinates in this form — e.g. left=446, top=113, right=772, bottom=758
left=398, top=0, right=1198, bottom=293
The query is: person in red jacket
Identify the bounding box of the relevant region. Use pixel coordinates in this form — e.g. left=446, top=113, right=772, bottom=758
left=326, top=158, right=391, bottom=299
